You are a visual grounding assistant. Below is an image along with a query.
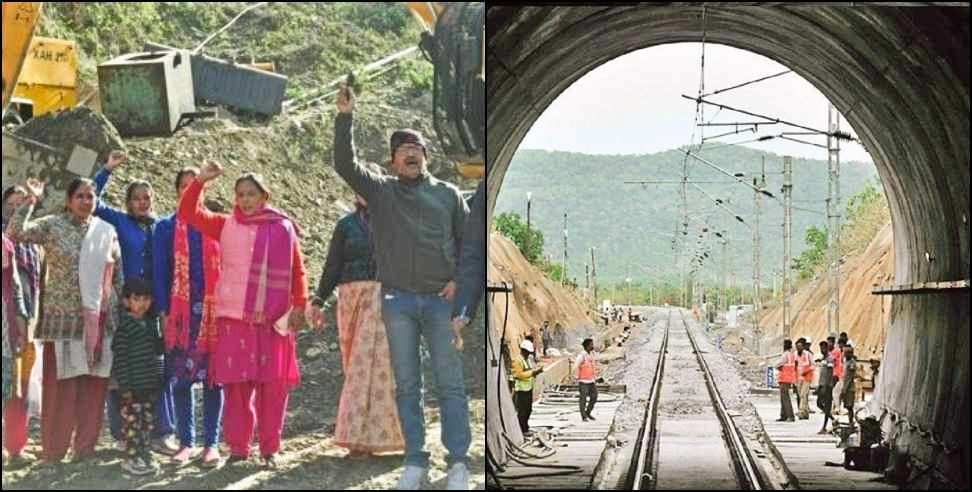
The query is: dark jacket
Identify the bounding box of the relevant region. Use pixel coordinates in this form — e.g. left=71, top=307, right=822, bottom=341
left=333, top=112, right=469, bottom=294
left=314, top=210, right=377, bottom=305
left=452, top=181, right=485, bottom=319
left=111, top=311, right=164, bottom=392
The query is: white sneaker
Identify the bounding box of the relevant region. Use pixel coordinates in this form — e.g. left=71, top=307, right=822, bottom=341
left=447, top=463, right=470, bottom=490
left=397, top=465, right=428, bottom=490
left=151, top=435, right=180, bottom=456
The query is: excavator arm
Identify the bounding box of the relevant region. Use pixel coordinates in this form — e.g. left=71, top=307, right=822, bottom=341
left=408, top=2, right=485, bottom=179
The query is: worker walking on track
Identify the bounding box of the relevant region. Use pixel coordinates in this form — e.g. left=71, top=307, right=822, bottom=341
left=576, top=338, right=599, bottom=422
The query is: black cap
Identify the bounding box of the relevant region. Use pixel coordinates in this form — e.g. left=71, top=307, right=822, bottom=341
left=390, top=129, right=428, bottom=157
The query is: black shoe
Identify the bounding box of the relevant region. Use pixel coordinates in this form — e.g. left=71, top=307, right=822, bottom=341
left=582, top=417, right=589, bottom=422
left=586, top=414, right=596, bottom=421
left=775, top=417, right=787, bottom=422
left=799, top=416, right=810, bottom=420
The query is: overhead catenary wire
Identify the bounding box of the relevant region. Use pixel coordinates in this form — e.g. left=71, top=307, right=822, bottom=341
left=672, top=4, right=709, bottom=307
left=685, top=150, right=774, bottom=198
left=690, top=182, right=752, bottom=229
left=698, top=69, right=793, bottom=98
left=679, top=94, right=858, bottom=142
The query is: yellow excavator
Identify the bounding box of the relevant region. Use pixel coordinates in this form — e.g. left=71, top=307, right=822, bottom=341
left=407, top=2, right=485, bottom=179
left=3, top=2, right=483, bottom=178
left=1, top=2, right=43, bottom=114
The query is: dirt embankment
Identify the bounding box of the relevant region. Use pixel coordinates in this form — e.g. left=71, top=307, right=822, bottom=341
left=760, top=222, right=894, bottom=361
left=488, top=233, right=597, bottom=358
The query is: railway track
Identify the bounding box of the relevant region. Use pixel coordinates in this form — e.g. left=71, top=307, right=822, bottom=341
left=625, top=308, right=767, bottom=490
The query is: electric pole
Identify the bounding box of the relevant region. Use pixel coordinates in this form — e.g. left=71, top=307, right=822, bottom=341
left=720, top=231, right=729, bottom=309
left=753, top=156, right=764, bottom=353
left=563, top=212, right=568, bottom=286
left=753, top=156, right=764, bottom=313
left=525, top=192, right=532, bottom=260
left=591, top=247, right=597, bottom=306
left=681, top=154, right=689, bottom=307
left=782, top=156, right=793, bottom=340
left=826, top=103, right=842, bottom=336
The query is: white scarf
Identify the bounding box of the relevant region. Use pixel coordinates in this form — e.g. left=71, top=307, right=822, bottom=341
left=57, top=217, right=117, bottom=380
left=79, top=217, right=117, bottom=314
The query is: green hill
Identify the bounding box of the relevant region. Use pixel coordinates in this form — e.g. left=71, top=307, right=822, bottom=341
left=495, top=144, right=881, bottom=288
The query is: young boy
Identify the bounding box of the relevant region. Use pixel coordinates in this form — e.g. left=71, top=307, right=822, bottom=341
left=112, top=278, right=164, bottom=476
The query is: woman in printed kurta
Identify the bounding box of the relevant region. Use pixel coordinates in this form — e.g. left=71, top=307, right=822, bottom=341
left=153, top=167, right=225, bottom=467
left=1, top=186, right=42, bottom=465
left=7, top=177, right=122, bottom=464
left=178, top=161, right=308, bottom=468
left=309, top=190, right=404, bottom=458
left=93, top=151, right=179, bottom=455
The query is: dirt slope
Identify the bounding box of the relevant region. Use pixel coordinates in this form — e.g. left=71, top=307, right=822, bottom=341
left=487, top=233, right=596, bottom=355
left=760, top=222, right=894, bottom=360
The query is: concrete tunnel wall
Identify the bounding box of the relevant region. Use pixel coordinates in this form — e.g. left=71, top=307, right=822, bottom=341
left=485, top=5, right=969, bottom=488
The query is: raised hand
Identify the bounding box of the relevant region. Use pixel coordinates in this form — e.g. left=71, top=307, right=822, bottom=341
left=336, top=82, right=355, bottom=114
left=105, top=150, right=128, bottom=171
left=24, top=178, right=45, bottom=200
left=198, top=160, right=224, bottom=182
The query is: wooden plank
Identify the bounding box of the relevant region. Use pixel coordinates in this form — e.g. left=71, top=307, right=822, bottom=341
left=871, top=279, right=969, bottom=295
left=497, top=387, right=626, bottom=489
left=752, top=395, right=896, bottom=490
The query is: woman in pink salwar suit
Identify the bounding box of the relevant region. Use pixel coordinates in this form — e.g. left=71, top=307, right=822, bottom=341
left=177, top=162, right=309, bottom=469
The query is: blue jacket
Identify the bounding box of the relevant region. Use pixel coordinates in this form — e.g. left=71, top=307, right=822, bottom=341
left=93, top=168, right=157, bottom=283
left=152, top=214, right=206, bottom=315
left=452, top=181, right=485, bottom=319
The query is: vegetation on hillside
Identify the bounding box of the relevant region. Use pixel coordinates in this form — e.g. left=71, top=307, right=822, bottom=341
left=792, top=179, right=890, bottom=281
left=497, top=145, right=881, bottom=285
left=494, top=211, right=573, bottom=283
left=36, top=3, right=431, bottom=99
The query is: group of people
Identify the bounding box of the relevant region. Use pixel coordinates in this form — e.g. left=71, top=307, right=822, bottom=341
left=1, top=82, right=484, bottom=490
left=534, top=320, right=567, bottom=357
left=776, top=331, right=859, bottom=433
left=510, top=336, right=600, bottom=435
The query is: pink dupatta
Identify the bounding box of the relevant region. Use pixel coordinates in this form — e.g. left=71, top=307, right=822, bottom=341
left=235, top=206, right=299, bottom=326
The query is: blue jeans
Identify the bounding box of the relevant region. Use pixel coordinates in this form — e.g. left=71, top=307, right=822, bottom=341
left=173, top=381, right=224, bottom=448
left=382, top=288, right=471, bottom=468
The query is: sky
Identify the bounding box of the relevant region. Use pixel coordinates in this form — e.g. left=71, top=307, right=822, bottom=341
left=517, top=43, right=873, bottom=163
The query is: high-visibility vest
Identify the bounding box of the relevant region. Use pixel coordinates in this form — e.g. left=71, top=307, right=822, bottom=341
left=832, top=348, right=844, bottom=379
left=577, top=352, right=598, bottom=381
left=795, top=350, right=814, bottom=381
left=778, top=350, right=796, bottom=384
left=514, top=356, right=535, bottom=392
